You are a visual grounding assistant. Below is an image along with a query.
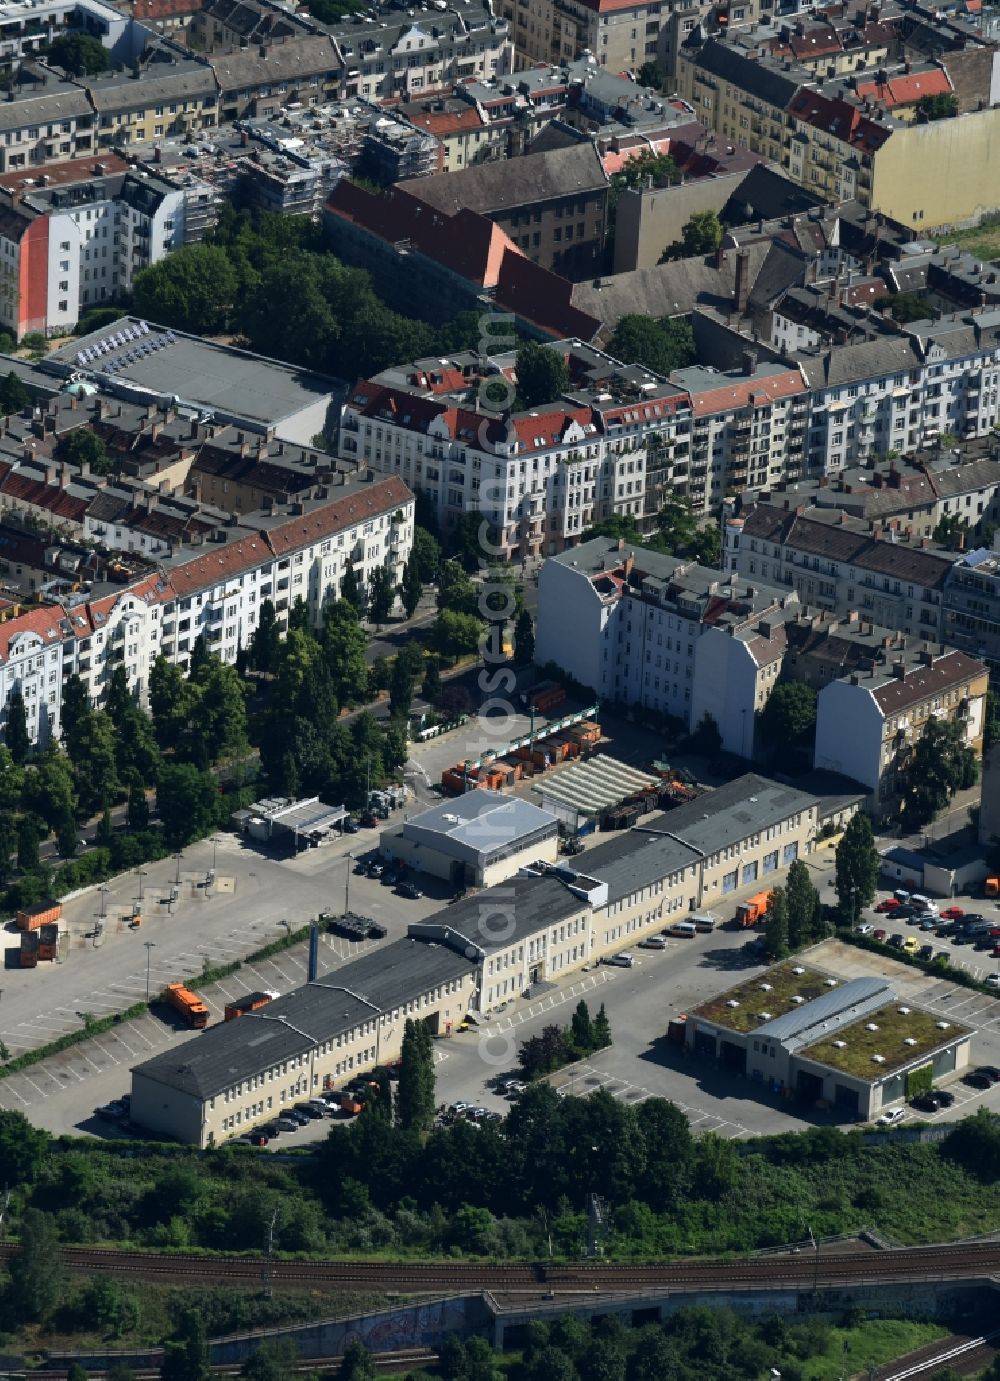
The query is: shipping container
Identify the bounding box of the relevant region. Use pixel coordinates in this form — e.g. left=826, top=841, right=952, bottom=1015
left=224, top=990, right=278, bottom=1021
left=667, top=1015, right=688, bottom=1045
left=164, top=982, right=209, bottom=1029
left=16, top=899, right=62, bottom=932
left=524, top=681, right=566, bottom=714
left=19, top=931, right=39, bottom=968
left=37, top=923, right=60, bottom=961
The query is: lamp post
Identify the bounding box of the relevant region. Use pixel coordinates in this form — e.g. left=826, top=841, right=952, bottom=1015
left=174, top=851, right=183, bottom=885
left=144, top=941, right=156, bottom=1003
left=99, top=884, right=108, bottom=920
left=136, top=867, right=146, bottom=903
left=211, top=836, right=219, bottom=872
left=344, top=853, right=353, bottom=918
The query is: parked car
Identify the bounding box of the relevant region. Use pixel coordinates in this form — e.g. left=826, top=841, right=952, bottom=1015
left=888, top=933, right=905, bottom=948
left=366, top=860, right=384, bottom=878
left=238, top=1131, right=269, bottom=1147
left=909, top=1093, right=940, bottom=1113
left=935, top=1090, right=956, bottom=1108
left=857, top=923, right=874, bottom=936
left=919, top=918, right=938, bottom=932
left=976, top=1065, right=1000, bottom=1083
left=875, top=899, right=900, bottom=913
left=987, top=973, right=1000, bottom=989
left=260, top=1123, right=280, bottom=1139
left=396, top=880, right=423, bottom=900
left=276, top=1116, right=299, bottom=1132
left=940, top=906, right=965, bottom=920
left=931, top=951, right=950, bottom=966
left=359, top=813, right=379, bottom=828
left=294, top=1102, right=323, bottom=1120
left=917, top=944, right=935, bottom=961
left=342, top=817, right=361, bottom=834
left=602, top=952, right=634, bottom=968
left=640, top=935, right=667, bottom=949
left=381, top=867, right=401, bottom=887
left=963, top=1071, right=993, bottom=1090
left=878, top=1107, right=906, bottom=1126
left=873, top=928, right=887, bottom=943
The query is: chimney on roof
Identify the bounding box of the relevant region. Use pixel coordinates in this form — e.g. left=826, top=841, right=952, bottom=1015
left=893, top=659, right=906, bottom=678
left=735, top=250, right=751, bottom=314
left=742, top=348, right=757, bottom=377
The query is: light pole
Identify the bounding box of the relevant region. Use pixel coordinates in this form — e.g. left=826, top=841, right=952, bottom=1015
left=144, top=941, right=156, bottom=1003
left=99, top=884, right=108, bottom=920
left=174, top=851, right=183, bottom=885
left=136, top=867, right=146, bottom=903
left=211, top=836, right=219, bottom=872
left=344, top=853, right=353, bottom=918
left=850, top=885, right=858, bottom=929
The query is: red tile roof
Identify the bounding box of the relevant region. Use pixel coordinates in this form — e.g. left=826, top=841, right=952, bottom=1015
left=688, top=369, right=806, bottom=417
left=0, top=473, right=89, bottom=523
left=789, top=89, right=892, bottom=153
left=265, top=476, right=413, bottom=556
left=855, top=68, right=952, bottom=108
left=0, top=153, right=129, bottom=194
left=0, top=604, right=68, bottom=663
left=494, top=254, right=602, bottom=342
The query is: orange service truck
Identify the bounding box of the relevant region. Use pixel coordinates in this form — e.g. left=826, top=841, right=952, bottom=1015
left=735, top=890, right=774, bottom=928
left=164, top=982, right=209, bottom=1029
left=16, top=899, right=62, bottom=932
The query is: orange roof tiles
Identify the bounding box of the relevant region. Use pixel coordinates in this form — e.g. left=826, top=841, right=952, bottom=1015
left=0, top=604, right=68, bottom=662
left=266, top=476, right=412, bottom=556
left=855, top=68, right=952, bottom=108
left=688, top=369, right=806, bottom=417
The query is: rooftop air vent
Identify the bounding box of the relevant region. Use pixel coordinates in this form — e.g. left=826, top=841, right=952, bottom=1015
left=791, top=995, right=805, bottom=1004
left=865, top=1023, right=879, bottom=1032
left=759, top=1012, right=772, bottom=1021
left=903, top=1037, right=917, bottom=1046
left=898, top=1006, right=911, bottom=1015
left=792, top=965, right=806, bottom=975
left=872, top=1054, right=886, bottom=1064
left=832, top=1039, right=847, bottom=1049
left=936, top=1021, right=951, bottom=1030
left=726, top=999, right=740, bottom=1008
left=760, top=982, right=773, bottom=991
left=825, top=978, right=837, bottom=987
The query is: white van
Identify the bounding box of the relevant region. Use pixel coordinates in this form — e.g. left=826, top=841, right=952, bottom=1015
left=690, top=911, right=717, bottom=933
left=910, top=894, right=938, bottom=914
left=669, top=920, right=697, bottom=939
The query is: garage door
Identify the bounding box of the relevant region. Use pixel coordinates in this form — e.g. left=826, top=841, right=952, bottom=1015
left=834, top=1083, right=859, bottom=1115
left=694, top=1029, right=717, bottom=1058
left=720, top=1040, right=747, bottom=1074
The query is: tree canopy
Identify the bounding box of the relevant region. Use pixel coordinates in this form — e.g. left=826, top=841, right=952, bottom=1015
left=659, top=211, right=724, bottom=263
left=515, top=340, right=569, bottom=409
left=607, top=315, right=696, bottom=377
left=835, top=812, right=879, bottom=922
left=757, top=681, right=818, bottom=753
left=901, top=716, right=979, bottom=828
left=46, top=32, right=109, bottom=75
left=133, top=245, right=240, bottom=335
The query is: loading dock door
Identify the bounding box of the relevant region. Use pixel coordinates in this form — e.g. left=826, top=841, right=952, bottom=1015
left=795, top=1070, right=824, bottom=1104
left=694, top=1029, right=717, bottom=1058
left=719, top=1040, right=747, bottom=1074
left=834, top=1083, right=860, bottom=1116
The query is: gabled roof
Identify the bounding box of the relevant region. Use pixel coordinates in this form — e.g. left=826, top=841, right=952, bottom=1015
left=265, top=476, right=412, bottom=556
left=399, top=141, right=607, bottom=216
left=207, top=36, right=343, bottom=90
left=855, top=66, right=951, bottom=108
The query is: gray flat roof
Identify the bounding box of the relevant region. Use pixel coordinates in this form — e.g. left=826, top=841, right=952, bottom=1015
left=45, top=318, right=341, bottom=428
left=425, top=872, right=583, bottom=954
left=582, top=828, right=702, bottom=905
left=132, top=935, right=477, bottom=1099
left=399, top=789, right=558, bottom=865
left=646, top=774, right=818, bottom=858
left=757, top=977, right=892, bottom=1047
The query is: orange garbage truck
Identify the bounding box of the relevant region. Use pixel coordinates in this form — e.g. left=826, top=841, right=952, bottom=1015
left=164, top=982, right=209, bottom=1029
left=735, top=890, right=774, bottom=928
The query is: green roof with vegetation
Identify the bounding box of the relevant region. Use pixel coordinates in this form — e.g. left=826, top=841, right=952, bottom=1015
left=800, top=1005, right=971, bottom=1078
left=691, top=961, right=832, bottom=1034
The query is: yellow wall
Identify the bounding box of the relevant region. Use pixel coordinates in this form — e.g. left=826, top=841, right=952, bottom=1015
left=872, top=108, right=1000, bottom=229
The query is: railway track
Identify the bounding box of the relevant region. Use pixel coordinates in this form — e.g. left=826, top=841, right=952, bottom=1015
left=39, top=1352, right=440, bottom=1379
left=2, top=1241, right=996, bottom=1295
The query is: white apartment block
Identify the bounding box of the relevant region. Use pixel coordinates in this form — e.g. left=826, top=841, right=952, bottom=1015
left=535, top=534, right=797, bottom=726
left=0, top=0, right=129, bottom=73
left=2, top=475, right=413, bottom=743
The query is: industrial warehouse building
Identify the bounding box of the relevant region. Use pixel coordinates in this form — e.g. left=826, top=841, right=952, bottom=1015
left=687, top=962, right=972, bottom=1120
left=131, top=933, right=480, bottom=1148
left=380, top=790, right=560, bottom=888
left=131, top=774, right=861, bottom=1145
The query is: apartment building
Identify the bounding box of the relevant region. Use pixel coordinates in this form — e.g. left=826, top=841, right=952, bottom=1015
left=208, top=37, right=344, bottom=121
left=942, top=545, right=1000, bottom=671
left=496, top=0, right=669, bottom=73
left=0, top=162, right=190, bottom=338
left=0, top=72, right=96, bottom=174
left=0, top=601, right=71, bottom=747
left=678, top=31, right=1000, bottom=230
left=130, top=772, right=826, bottom=1145
left=340, top=342, right=682, bottom=558
left=399, top=142, right=608, bottom=282
left=88, top=59, right=219, bottom=148
left=0, top=0, right=130, bottom=75
left=727, top=502, right=956, bottom=641
left=535, top=534, right=799, bottom=726
left=814, top=643, right=987, bottom=817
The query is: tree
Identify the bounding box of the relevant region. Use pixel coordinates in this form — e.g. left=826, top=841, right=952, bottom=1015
left=5, top=688, right=29, bottom=763
left=0, top=1110, right=49, bottom=1186
left=689, top=711, right=722, bottom=755
left=786, top=858, right=822, bottom=949
left=399, top=548, right=424, bottom=620
left=397, top=1017, right=435, bottom=1132
left=340, top=562, right=366, bottom=618
left=81, top=1275, right=141, bottom=1339
left=156, top=763, right=219, bottom=848
left=570, top=999, right=595, bottom=1054
left=46, top=31, right=109, bottom=74
left=660, top=210, right=724, bottom=262
left=516, top=340, right=569, bottom=409
left=436, top=558, right=478, bottom=616
left=338, top=1341, right=375, bottom=1381
left=127, top=781, right=149, bottom=831
left=241, top=1341, right=300, bottom=1381
left=188, top=634, right=212, bottom=684
left=61, top=673, right=89, bottom=752
left=433, top=608, right=484, bottom=657
left=190, top=661, right=247, bottom=762
left=902, top=716, right=979, bottom=828
left=389, top=643, right=423, bottom=719
left=421, top=654, right=442, bottom=706
left=160, top=1311, right=210, bottom=1381
left=607, top=315, right=696, bottom=377
left=411, top=526, right=441, bottom=583
left=0, top=370, right=29, bottom=417
left=133, top=245, right=239, bottom=336
left=916, top=92, right=958, bottom=120
left=7, top=1209, right=65, bottom=1323
left=248, top=598, right=281, bottom=674
left=758, top=681, right=817, bottom=753
left=323, top=600, right=369, bottom=706
left=986, top=688, right=1000, bottom=752
left=890, top=291, right=934, bottom=324
left=593, top=1003, right=612, bottom=1050
left=71, top=711, right=119, bottom=816
left=17, top=815, right=40, bottom=871
left=763, top=887, right=789, bottom=960
left=367, top=562, right=395, bottom=628
left=54, top=427, right=114, bottom=476
left=149, top=656, right=197, bottom=751
left=514, top=609, right=535, bottom=665
left=835, top=812, right=879, bottom=923
left=0, top=810, right=18, bottom=884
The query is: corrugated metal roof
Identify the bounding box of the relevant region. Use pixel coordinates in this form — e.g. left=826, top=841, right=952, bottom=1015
left=756, top=976, right=891, bottom=1043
